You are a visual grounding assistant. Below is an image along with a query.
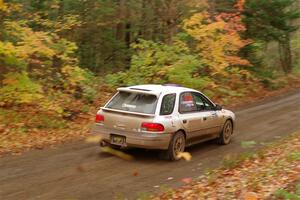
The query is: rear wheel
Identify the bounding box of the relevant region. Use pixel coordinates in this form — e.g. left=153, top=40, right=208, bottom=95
left=217, top=120, right=233, bottom=145
left=162, top=131, right=185, bottom=161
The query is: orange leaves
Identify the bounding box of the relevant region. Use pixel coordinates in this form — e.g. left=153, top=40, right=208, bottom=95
left=181, top=177, right=193, bottom=184
left=183, top=0, right=251, bottom=75
left=234, top=0, right=246, bottom=12
left=242, top=192, right=258, bottom=200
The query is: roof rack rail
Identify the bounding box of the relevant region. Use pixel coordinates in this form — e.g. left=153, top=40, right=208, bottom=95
left=129, top=87, right=152, bottom=91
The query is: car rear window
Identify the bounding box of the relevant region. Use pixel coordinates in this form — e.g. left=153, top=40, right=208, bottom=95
left=106, top=91, right=158, bottom=114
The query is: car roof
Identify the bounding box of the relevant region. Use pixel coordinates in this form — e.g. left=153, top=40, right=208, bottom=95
left=118, top=84, right=198, bottom=95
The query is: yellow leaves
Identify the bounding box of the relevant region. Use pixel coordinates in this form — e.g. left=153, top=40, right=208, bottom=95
left=177, top=152, right=192, bottom=161
left=85, top=136, right=134, bottom=161
left=183, top=10, right=251, bottom=75
left=85, top=135, right=102, bottom=144
left=0, top=41, right=17, bottom=59
left=61, top=65, right=86, bottom=89
left=17, top=32, right=55, bottom=59
left=183, top=12, right=226, bottom=40
left=183, top=12, right=208, bottom=29
left=0, top=72, right=44, bottom=106
left=3, top=21, right=78, bottom=64
left=184, top=12, right=229, bottom=74
left=101, top=146, right=134, bottom=161
left=54, top=15, right=82, bottom=33
left=0, top=0, right=7, bottom=11
left=3, top=21, right=56, bottom=60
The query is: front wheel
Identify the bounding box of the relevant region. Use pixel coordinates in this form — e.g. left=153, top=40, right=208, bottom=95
left=217, top=120, right=233, bottom=145
left=162, top=131, right=185, bottom=161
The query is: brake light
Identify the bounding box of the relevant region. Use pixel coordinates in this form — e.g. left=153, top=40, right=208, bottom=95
left=141, top=122, right=164, bottom=132
left=95, top=114, right=104, bottom=123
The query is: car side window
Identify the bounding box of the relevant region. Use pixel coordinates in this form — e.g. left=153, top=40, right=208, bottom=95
left=191, top=92, right=206, bottom=111
left=160, top=93, right=176, bottom=115
left=190, top=92, right=215, bottom=111
left=179, top=92, right=197, bottom=113
left=195, top=93, right=214, bottom=111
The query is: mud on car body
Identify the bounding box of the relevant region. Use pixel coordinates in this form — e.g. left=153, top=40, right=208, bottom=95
left=92, top=84, right=235, bottom=160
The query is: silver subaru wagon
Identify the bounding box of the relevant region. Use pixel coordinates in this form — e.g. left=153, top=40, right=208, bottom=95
left=92, top=84, right=235, bottom=160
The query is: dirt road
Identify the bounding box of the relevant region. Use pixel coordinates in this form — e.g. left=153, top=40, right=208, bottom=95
left=1, top=91, right=300, bottom=200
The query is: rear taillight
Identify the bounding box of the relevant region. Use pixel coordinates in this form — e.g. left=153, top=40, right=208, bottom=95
left=95, top=114, right=104, bottom=123
left=141, top=122, right=164, bottom=132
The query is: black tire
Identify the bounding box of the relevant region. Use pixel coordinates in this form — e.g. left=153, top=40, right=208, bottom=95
left=217, top=120, right=233, bottom=145
left=162, top=131, right=186, bottom=161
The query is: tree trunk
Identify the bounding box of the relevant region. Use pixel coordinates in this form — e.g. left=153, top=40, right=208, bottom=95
left=58, top=0, right=64, bottom=19
left=125, top=22, right=131, bottom=48
left=278, top=35, right=292, bottom=74
left=116, top=0, right=126, bottom=41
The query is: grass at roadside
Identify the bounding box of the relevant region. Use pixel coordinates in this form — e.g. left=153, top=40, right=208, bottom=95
left=152, top=130, right=300, bottom=200
left=272, top=180, right=300, bottom=200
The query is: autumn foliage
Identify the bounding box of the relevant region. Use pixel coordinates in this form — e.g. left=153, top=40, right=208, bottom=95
left=0, top=3, right=96, bottom=115
left=0, top=0, right=299, bottom=154
left=183, top=0, right=252, bottom=74
left=108, top=0, right=262, bottom=101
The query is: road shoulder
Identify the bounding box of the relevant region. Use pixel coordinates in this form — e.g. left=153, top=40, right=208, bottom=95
left=154, top=130, right=300, bottom=200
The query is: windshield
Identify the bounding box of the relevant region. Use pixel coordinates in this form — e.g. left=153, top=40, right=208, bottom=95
left=106, top=91, right=158, bottom=114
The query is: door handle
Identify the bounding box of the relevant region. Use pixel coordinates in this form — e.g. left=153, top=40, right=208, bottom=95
left=182, top=119, right=187, bottom=124
left=211, top=112, right=217, bottom=117
left=203, top=117, right=207, bottom=121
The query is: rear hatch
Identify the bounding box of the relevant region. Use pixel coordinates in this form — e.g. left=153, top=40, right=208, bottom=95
left=101, top=91, right=158, bottom=132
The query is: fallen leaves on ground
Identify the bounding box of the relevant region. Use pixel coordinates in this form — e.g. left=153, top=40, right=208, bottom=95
left=132, top=171, right=139, bottom=176
left=177, top=152, right=192, bottom=161
left=181, top=178, right=193, bottom=184
left=101, top=146, right=134, bottom=161
left=85, top=135, right=102, bottom=144
left=0, top=122, right=91, bottom=156
left=153, top=130, right=300, bottom=200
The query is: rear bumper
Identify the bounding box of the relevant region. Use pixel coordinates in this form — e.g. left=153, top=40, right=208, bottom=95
left=91, top=124, right=171, bottom=150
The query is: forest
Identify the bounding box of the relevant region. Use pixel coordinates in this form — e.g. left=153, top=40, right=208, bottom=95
left=0, top=0, right=300, bottom=153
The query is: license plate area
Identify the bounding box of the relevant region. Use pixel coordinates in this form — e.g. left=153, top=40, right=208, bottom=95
left=110, top=134, right=126, bottom=146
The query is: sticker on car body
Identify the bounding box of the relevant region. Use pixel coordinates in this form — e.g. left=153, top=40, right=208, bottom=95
left=122, top=103, right=136, bottom=108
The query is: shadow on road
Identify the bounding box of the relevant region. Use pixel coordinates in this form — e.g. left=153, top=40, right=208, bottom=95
left=97, top=139, right=222, bottom=162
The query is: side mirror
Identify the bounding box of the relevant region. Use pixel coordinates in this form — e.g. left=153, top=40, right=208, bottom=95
left=215, top=104, right=222, bottom=111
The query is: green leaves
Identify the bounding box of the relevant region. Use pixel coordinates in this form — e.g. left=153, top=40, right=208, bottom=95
left=288, top=152, right=300, bottom=161
left=106, top=39, right=210, bottom=90
left=0, top=72, right=44, bottom=106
